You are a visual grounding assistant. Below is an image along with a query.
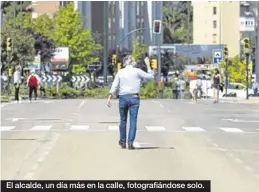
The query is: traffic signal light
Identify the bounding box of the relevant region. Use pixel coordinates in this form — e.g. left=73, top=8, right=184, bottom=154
left=151, top=59, right=157, bottom=69
left=112, top=54, right=117, bottom=65
left=117, top=62, right=121, bottom=71
left=223, top=45, right=228, bottom=59
left=242, top=38, right=250, bottom=49
left=8, top=68, right=13, bottom=77
left=153, top=20, right=161, bottom=34
left=6, top=37, right=12, bottom=52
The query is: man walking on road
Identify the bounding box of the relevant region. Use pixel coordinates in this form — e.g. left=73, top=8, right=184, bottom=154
left=107, top=55, right=155, bottom=150
left=27, top=70, right=40, bottom=102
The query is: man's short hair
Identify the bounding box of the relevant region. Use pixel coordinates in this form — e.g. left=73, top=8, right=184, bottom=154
left=123, top=55, right=135, bottom=67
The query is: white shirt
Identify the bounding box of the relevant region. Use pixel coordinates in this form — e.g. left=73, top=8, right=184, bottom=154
left=109, top=65, right=154, bottom=96
left=13, top=71, right=22, bottom=84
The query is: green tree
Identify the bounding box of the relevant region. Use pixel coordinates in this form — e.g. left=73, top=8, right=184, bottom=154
left=51, top=3, right=102, bottom=74
left=220, top=55, right=248, bottom=84
left=163, top=1, right=193, bottom=44
left=1, top=26, right=35, bottom=74
left=31, top=14, right=54, bottom=37
left=132, top=40, right=148, bottom=62
left=2, top=1, right=33, bottom=29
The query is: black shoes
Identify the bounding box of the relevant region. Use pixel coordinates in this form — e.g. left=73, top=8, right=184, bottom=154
left=128, top=144, right=135, bottom=150
left=119, top=141, right=126, bottom=149
left=119, top=141, right=135, bottom=150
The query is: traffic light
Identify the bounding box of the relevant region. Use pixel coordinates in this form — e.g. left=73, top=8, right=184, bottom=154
left=223, top=45, right=228, bottom=59
left=151, top=59, right=157, bottom=69
left=242, top=38, right=250, bottom=49
left=153, top=20, right=161, bottom=34
left=8, top=68, right=13, bottom=77
left=6, top=37, right=12, bottom=52
left=112, top=54, right=117, bottom=65
left=117, top=62, right=121, bottom=71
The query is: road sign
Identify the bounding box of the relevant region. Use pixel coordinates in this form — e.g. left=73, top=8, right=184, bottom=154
left=213, top=49, right=223, bottom=64
left=71, top=75, right=90, bottom=83
left=41, top=75, right=62, bottom=83
left=88, top=62, right=102, bottom=71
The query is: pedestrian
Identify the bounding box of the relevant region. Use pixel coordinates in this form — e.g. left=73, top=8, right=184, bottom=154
left=196, top=77, right=203, bottom=99
left=179, top=77, right=186, bottom=100
left=211, top=68, right=221, bottom=103
left=27, top=70, right=40, bottom=102
left=13, top=66, right=22, bottom=103
left=107, top=55, right=155, bottom=150
left=252, top=81, right=258, bottom=97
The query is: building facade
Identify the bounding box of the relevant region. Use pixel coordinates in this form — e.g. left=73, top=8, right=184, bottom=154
left=74, top=1, right=163, bottom=50
left=192, top=1, right=259, bottom=80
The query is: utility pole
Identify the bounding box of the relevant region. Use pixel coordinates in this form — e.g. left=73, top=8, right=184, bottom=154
left=103, top=1, right=108, bottom=84
left=187, top=2, right=190, bottom=65
left=245, top=52, right=249, bottom=100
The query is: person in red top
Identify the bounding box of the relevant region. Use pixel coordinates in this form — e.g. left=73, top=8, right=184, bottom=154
left=27, top=70, right=40, bottom=102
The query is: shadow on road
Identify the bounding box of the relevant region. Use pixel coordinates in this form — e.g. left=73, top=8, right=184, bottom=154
left=1, top=138, right=37, bottom=141
left=135, top=146, right=174, bottom=150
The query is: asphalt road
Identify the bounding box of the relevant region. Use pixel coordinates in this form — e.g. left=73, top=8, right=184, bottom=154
left=1, top=99, right=259, bottom=192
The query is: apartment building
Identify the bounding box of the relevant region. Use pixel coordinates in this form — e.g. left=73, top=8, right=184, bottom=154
left=192, top=1, right=240, bottom=58
left=193, top=1, right=259, bottom=80
left=75, top=1, right=163, bottom=50
left=29, top=1, right=163, bottom=50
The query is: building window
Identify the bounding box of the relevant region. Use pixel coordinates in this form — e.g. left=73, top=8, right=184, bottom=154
left=213, top=20, right=217, bottom=28
left=212, top=34, right=217, bottom=43
left=213, top=7, right=217, bottom=15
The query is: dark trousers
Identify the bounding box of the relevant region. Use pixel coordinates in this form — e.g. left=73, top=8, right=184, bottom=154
left=14, top=85, right=20, bottom=101
left=254, top=88, right=258, bottom=96
left=172, top=90, right=179, bottom=99
left=119, top=94, right=140, bottom=145
left=29, top=86, right=37, bottom=101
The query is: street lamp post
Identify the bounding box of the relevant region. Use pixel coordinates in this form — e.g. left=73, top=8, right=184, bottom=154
left=103, top=1, right=108, bottom=84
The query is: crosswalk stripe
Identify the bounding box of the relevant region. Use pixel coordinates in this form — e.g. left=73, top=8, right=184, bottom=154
left=145, top=126, right=166, bottom=131
left=219, top=127, right=244, bottom=133
left=1, top=126, right=15, bottom=131
left=31, top=126, right=52, bottom=131
left=108, top=125, right=119, bottom=131
left=182, top=127, right=206, bottom=132
left=70, top=125, right=89, bottom=130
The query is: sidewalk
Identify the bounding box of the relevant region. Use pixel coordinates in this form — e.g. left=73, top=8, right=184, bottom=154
left=219, top=97, right=259, bottom=104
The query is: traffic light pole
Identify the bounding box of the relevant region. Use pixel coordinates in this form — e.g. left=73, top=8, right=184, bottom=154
left=245, top=53, right=249, bottom=100
left=224, top=58, right=228, bottom=97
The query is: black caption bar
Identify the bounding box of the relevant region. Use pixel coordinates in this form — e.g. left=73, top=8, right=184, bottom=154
left=1, top=180, right=211, bottom=192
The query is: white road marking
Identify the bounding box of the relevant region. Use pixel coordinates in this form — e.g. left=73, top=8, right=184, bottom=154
left=159, top=104, right=164, bottom=108
left=145, top=126, right=166, bottom=131
left=219, top=127, right=244, bottom=133
left=31, top=126, right=52, bottom=131
left=182, top=127, right=206, bottom=132
left=24, top=172, right=34, bottom=179
left=223, top=119, right=259, bottom=123
left=1, top=126, right=15, bottom=131
left=70, top=125, right=89, bottom=130
left=134, top=142, right=141, bottom=148
left=78, top=100, right=86, bottom=109
left=108, top=125, right=119, bottom=131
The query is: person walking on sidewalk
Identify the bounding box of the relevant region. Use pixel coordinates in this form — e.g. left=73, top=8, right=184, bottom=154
left=27, top=70, right=40, bottom=102
left=107, top=55, right=155, bottom=150
left=13, top=66, right=22, bottom=103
